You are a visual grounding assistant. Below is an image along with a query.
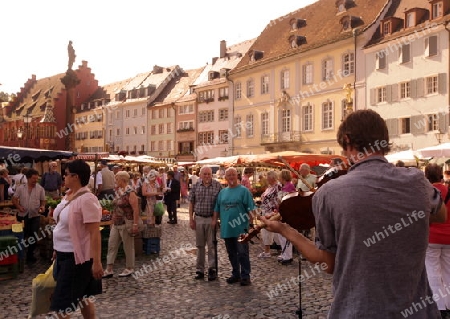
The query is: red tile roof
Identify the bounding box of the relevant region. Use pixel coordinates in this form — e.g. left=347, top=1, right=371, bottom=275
left=232, top=0, right=390, bottom=74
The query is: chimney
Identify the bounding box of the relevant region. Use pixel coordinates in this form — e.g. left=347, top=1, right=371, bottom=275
left=220, top=40, right=227, bottom=58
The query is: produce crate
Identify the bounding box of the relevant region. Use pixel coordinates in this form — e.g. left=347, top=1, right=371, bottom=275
left=0, top=230, right=24, bottom=272
left=0, top=253, right=18, bottom=266
left=143, top=238, right=160, bottom=255
left=0, top=262, right=18, bottom=280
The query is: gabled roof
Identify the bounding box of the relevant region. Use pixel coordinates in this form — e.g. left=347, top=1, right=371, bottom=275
left=365, top=0, right=450, bottom=48
left=193, top=39, right=255, bottom=88
left=232, top=0, right=390, bottom=73
left=5, top=73, right=65, bottom=120
left=151, top=67, right=204, bottom=106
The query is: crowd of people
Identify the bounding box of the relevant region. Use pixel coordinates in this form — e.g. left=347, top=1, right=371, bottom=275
left=4, top=109, right=450, bottom=318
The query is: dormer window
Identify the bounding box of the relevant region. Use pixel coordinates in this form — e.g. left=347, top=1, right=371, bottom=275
left=250, top=50, right=264, bottom=62
left=208, top=71, right=220, bottom=81
left=289, top=35, right=306, bottom=48
left=289, top=18, right=307, bottom=31
left=405, top=12, right=415, bottom=27
left=340, top=15, right=363, bottom=32
left=383, top=21, right=391, bottom=35
left=431, top=1, right=444, bottom=19
left=335, top=0, right=355, bottom=15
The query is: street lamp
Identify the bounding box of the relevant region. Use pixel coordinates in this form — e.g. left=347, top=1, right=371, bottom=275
left=23, top=114, right=32, bottom=147
left=17, top=128, right=23, bottom=147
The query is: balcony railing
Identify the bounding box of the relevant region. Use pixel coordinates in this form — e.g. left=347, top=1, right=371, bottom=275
left=260, top=131, right=302, bottom=145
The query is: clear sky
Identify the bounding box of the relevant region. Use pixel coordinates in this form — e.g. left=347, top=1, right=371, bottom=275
left=0, top=0, right=317, bottom=94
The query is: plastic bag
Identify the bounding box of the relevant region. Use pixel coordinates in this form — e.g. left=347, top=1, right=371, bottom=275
left=29, top=262, right=56, bottom=318
left=154, top=201, right=165, bottom=217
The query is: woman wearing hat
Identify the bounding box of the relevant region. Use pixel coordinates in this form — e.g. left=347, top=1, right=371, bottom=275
left=142, top=170, right=163, bottom=226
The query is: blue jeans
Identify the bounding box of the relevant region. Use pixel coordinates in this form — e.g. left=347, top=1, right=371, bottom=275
left=224, top=237, right=250, bottom=279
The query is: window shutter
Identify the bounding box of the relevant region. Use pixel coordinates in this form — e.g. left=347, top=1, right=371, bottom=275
left=370, top=88, right=377, bottom=106
left=391, top=83, right=399, bottom=102
left=386, top=118, right=399, bottom=137
left=411, top=115, right=425, bottom=135
left=439, top=73, right=447, bottom=94
left=386, top=85, right=392, bottom=103
left=410, top=79, right=417, bottom=98
left=439, top=112, right=448, bottom=133
left=429, top=36, right=438, bottom=56
left=416, top=78, right=424, bottom=98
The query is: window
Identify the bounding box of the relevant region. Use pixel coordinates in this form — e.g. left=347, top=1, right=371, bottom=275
left=342, top=53, right=354, bottom=76
left=302, top=64, right=313, bottom=85
left=322, top=59, right=333, bottom=81
left=261, top=113, right=269, bottom=136
left=179, top=142, right=193, bottom=154
left=406, top=12, right=415, bottom=27
left=115, top=111, right=120, bottom=119
left=152, top=110, right=157, bottom=119
left=167, top=123, right=172, bottom=134
left=151, top=125, right=156, bottom=135
left=133, top=109, right=138, bottom=117
left=116, top=128, right=120, bottom=136
left=219, top=109, right=228, bottom=121
left=401, top=118, right=411, bottom=134
left=151, top=141, right=155, bottom=151
left=198, top=90, right=214, bottom=103
left=322, top=102, right=333, bottom=130
left=376, top=51, right=387, bottom=70
left=235, top=82, right=242, bottom=100
left=159, top=109, right=164, bottom=118
left=219, top=130, right=229, bottom=144
left=432, top=2, right=443, bottom=19
left=167, top=140, right=172, bottom=151
left=159, top=124, right=164, bottom=134
left=109, top=129, right=112, bottom=139
left=261, top=75, right=270, bottom=94
left=141, top=126, right=145, bottom=134
left=234, top=115, right=242, bottom=138
left=383, top=21, right=391, bottom=35
left=377, top=87, right=387, bottom=103
left=133, top=126, right=137, bottom=135
left=109, top=112, right=113, bottom=123
left=303, top=104, right=313, bottom=131
left=142, top=107, right=146, bottom=115
left=246, top=79, right=254, bottom=97
left=246, top=114, right=254, bottom=137
left=219, top=87, right=229, bottom=100
left=125, top=110, right=130, bottom=118
left=426, top=75, right=438, bottom=95
left=199, top=110, right=215, bottom=123
left=178, top=121, right=194, bottom=130
left=425, top=36, right=438, bottom=57
left=428, top=114, right=439, bottom=131
left=158, top=141, right=164, bottom=151
left=141, top=144, right=145, bottom=152
left=400, top=82, right=411, bottom=99
left=281, top=70, right=290, bottom=89
left=198, top=131, right=214, bottom=145
left=179, top=105, right=194, bottom=114
left=281, top=109, right=291, bottom=133
left=400, top=44, right=411, bottom=64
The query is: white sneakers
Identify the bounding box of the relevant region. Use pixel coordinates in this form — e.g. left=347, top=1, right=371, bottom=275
left=257, top=252, right=271, bottom=258
left=118, top=269, right=134, bottom=277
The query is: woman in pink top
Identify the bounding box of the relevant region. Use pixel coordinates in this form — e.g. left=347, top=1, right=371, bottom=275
left=51, top=159, right=103, bottom=318
left=425, top=163, right=450, bottom=317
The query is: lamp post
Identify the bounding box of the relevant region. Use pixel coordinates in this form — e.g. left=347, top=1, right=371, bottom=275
left=17, top=128, right=23, bottom=147
left=23, top=114, right=32, bottom=147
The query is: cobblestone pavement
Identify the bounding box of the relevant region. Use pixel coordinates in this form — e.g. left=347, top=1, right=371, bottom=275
left=0, top=204, right=333, bottom=319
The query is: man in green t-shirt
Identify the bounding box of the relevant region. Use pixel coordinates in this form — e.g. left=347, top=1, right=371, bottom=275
left=213, top=167, right=255, bottom=286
